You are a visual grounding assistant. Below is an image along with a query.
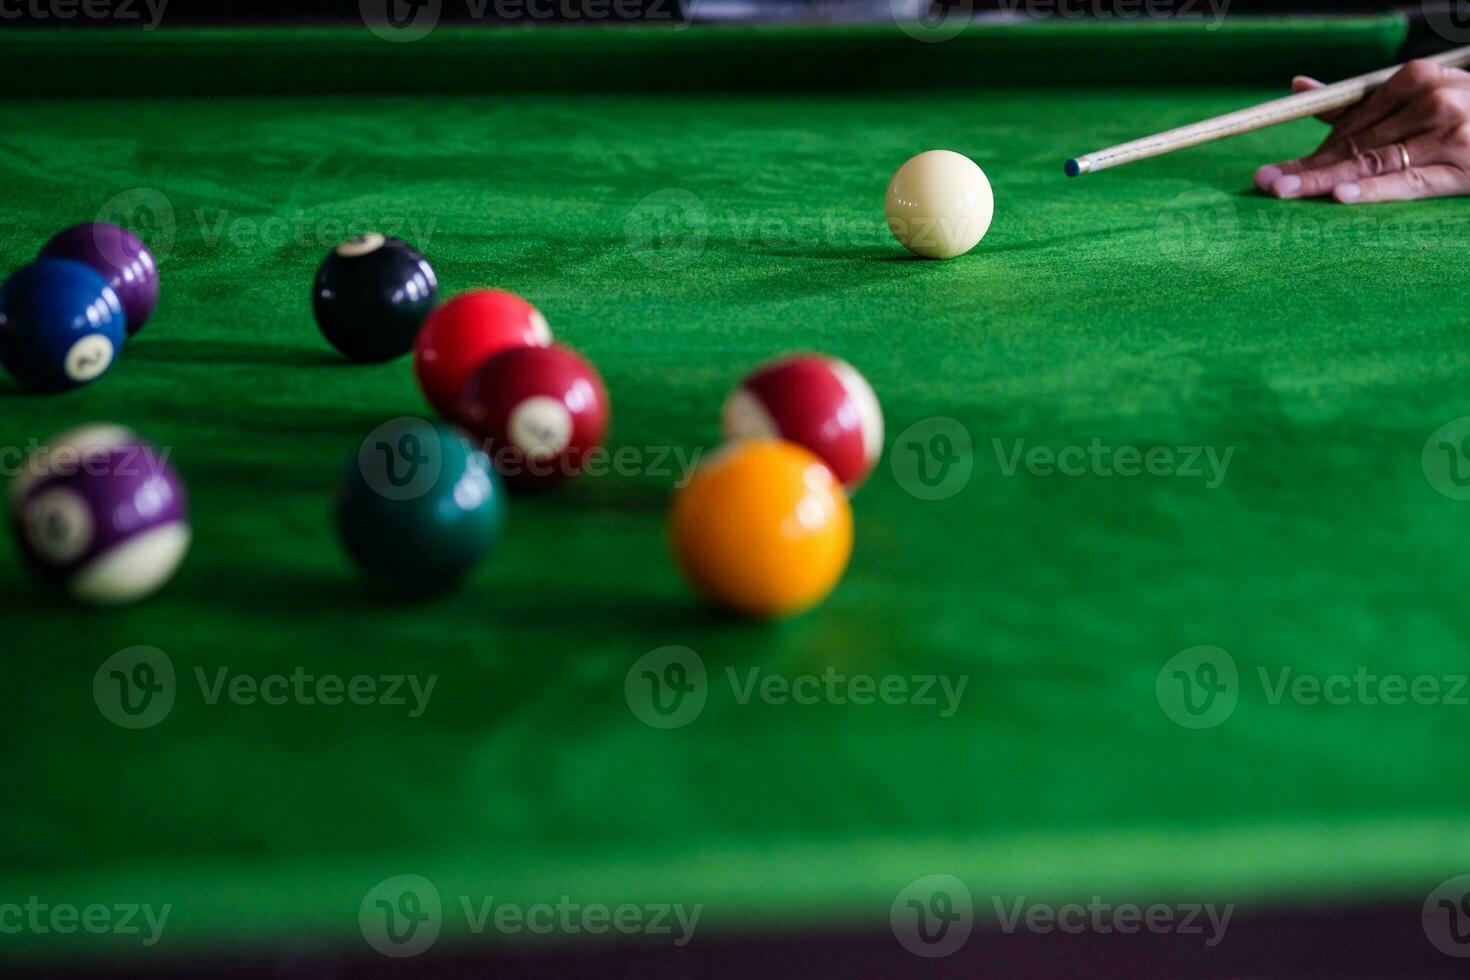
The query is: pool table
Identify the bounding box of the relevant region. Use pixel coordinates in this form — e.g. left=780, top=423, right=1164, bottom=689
left=3, top=13, right=1470, bottom=977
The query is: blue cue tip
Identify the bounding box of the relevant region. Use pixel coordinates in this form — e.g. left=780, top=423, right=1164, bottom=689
left=1064, top=159, right=1081, bottom=178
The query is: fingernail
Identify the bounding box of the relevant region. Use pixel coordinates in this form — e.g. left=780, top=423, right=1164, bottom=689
left=1336, top=183, right=1362, bottom=203
left=1273, top=175, right=1303, bottom=197
left=1256, top=165, right=1283, bottom=188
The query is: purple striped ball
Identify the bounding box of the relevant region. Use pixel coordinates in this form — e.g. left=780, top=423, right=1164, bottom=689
left=11, top=426, right=189, bottom=604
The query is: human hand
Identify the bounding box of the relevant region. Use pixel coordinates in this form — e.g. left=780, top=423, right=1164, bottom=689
left=1254, top=60, right=1470, bottom=203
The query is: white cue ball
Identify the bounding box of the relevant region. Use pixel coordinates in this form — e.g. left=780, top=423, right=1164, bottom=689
left=885, top=149, right=994, bottom=259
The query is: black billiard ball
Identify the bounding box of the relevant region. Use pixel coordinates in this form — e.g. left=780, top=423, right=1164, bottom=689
left=313, top=234, right=438, bottom=363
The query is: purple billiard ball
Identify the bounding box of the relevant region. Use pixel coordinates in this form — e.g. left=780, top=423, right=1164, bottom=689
left=10, top=425, right=190, bottom=604
left=39, top=223, right=158, bottom=335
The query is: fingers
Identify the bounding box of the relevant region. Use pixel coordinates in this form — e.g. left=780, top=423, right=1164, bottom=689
left=1255, top=140, right=1362, bottom=193
left=1255, top=153, right=1320, bottom=192
left=1267, top=133, right=1438, bottom=199
left=1304, top=85, right=1470, bottom=171
left=1255, top=78, right=1336, bottom=189
left=1339, top=88, right=1466, bottom=161
left=1292, top=76, right=1346, bottom=124
left=1254, top=160, right=1295, bottom=192
left=1334, top=164, right=1470, bottom=203
left=1325, top=59, right=1451, bottom=147
left=1256, top=63, right=1470, bottom=194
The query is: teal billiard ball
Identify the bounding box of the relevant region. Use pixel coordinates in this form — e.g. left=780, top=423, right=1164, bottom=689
left=336, top=419, right=504, bottom=594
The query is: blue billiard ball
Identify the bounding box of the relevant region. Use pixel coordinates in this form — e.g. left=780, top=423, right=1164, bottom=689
left=336, top=419, right=505, bottom=595
left=0, top=259, right=127, bottom=392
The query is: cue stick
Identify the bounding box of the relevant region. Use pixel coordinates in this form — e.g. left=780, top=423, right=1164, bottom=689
left=1066, top=44, right=1470, bottom=177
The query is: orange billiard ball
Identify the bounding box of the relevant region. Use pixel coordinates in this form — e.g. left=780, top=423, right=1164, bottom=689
left=670, top=439, right=853, bottom=618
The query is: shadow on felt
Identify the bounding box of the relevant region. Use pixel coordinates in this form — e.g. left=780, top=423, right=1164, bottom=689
left=166, top=559, right=742, bottom=635
left=127, top=338, right=350, bottom=369
left=508, top=472, right=673, bottom=515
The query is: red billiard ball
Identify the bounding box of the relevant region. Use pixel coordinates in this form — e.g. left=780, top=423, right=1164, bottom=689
left=459, top=344, right=609, bottom=489
left=413, top=289, right=551, bottom=422
left=722, top=354, right=883, bottom=491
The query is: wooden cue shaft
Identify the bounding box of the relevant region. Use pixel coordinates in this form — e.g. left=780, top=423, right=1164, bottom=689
left=1067, top=44, right=1470, bottom=176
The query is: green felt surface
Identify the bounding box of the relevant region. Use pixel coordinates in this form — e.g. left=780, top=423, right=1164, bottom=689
left=6, top=18, right=1470, bottom=961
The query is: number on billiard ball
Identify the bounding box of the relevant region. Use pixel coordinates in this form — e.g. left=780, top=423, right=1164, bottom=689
left=459, top=344, right=609, bottom=490
left=313, top=233, right=438, bottom=363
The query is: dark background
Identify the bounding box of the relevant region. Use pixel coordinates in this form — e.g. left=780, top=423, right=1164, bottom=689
left=0, top=0, right=1409, bottom=28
